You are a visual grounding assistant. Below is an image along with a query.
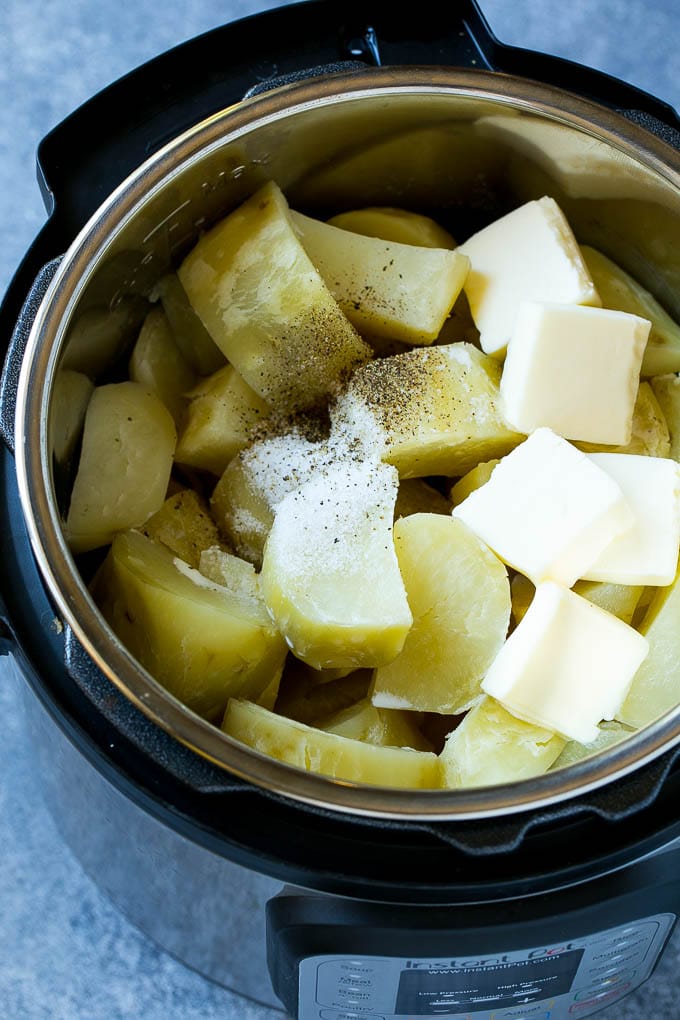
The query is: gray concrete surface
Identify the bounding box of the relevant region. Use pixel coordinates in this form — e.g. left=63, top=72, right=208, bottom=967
left=1, top=1, right=679, bottom=1017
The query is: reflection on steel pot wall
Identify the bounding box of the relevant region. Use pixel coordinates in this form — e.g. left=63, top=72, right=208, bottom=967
left=1, top=2, right=679, bottom=1020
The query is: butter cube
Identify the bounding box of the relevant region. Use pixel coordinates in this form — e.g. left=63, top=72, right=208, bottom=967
left=482, top=582, right=649, bottom=743
left=501, top=302, right=650, bottom=443
left=582, top=454, right=680, bottom=585
left=458, top=197, right=600, bottom=357
left=452, top=428, right=634, bottom=587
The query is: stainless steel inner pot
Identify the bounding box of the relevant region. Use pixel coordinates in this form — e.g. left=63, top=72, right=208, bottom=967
left=14, top=65, right=680, bottom=822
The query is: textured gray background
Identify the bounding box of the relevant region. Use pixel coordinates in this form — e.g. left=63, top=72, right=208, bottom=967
left=0, top=1, right=679, bottom=1018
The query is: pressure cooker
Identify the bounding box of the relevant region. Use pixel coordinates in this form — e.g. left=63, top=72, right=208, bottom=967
left=2, top=1, right=680, bottom=1016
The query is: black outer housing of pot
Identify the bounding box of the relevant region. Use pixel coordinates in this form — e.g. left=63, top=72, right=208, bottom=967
left=2, top=0, right=680, bottom=927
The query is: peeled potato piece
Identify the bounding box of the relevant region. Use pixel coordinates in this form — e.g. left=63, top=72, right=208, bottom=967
left=581, top=245, right=680, bottom=377
left=275, top=668, right=372, bottom=726
left=176, top=364, right=271, bottom=476
left=372, top=514, right=511, bottom=714
left=328, top=206, right=456, bottom=249
left=511, top=574, right=644, bottom=627
left=94, top=530, right=287, bottom=721
left=153, top=273, right=226, bottom=376
left=318, top=697, right=432, bottom=752
left=551, top=720, right=634, bottom=770
left=221, top=698, right=441, bottom=789
left=393, top=479, right=451, bottom=520
left=650, top=374, right=680, bottom=461
left=66, top=381, right=176, bottom=554
left=141, top=489, right=225, bottom=569
left=450, top=459, right=500, bottom=507
left=178, top=181, right=370, bottom=412
left=617, top=557, right=680, bottom=727
left=128, top=307, right=197, bottom=425
left=290, top=209, right=469, bottom=344
left=51, top=369, right=94, bottom=465
left=440, top=696, right=566, bottom=788
left=261, top=460, right=412, bottom=670
left=331, top=342, right=523, bottom=478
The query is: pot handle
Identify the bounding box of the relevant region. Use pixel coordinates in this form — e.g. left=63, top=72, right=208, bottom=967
left=0, top=257, right=63, bottom=455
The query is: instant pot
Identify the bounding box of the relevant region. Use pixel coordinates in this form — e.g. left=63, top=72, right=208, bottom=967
left=2, top=1, right=680, bottom=1016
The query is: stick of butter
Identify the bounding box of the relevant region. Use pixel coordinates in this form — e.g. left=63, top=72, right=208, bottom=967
left=481, top=581, right=649, bottom=743
left=452, top=428, right=634, bottom=587
left=582, top=453, right=680, bottom=586
left=501, top=301, right=650, bottom=444
left=458, top=197, right=600, bottom=357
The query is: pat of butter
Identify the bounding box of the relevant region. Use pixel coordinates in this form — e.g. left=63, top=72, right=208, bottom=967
left=452, top=428, right=634, bottom=587
left=458, top=197, right=600, bottom=357
left=582, top=453, right=680, bottom=585
left=481, top=581, right=649, bottom=743
left=501, top=302, right=650, bottom=443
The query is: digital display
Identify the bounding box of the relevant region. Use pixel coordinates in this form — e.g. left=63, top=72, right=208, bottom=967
left=395, top=949, right=584, bottom=1014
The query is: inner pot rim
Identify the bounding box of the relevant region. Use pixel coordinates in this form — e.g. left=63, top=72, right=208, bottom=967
left=14, top=66, right=680, bottom=822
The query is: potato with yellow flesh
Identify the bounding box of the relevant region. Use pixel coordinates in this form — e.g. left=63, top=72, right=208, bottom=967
left=198, top=546, right=261, bottom=600
left=551, top=720, right=634, bottom=770
left=66, top=382, right=176, bottom=554
left=572, top=580, right=644, bottom=626
left=290, top=209, right=469, bottom=345
left=617, top=557, right=680, bottom=727
left=581, top=245, right=680, bottom=377
left=275, top=668, right=372, bottom=725
left=153, top=273, right=226, bottom=375
left=261, top=460, right=412, bottom=670
left=328, top=206, right=456, bottom=249
left=325, top=206, right=479, bottom=348
left=650, top=374, right=680, bottom=460
left=393, top=479, right=450, bottom=520
left=575, top=382, right=670, bottom=457
left=176, top=365, right=271, bottom=475
left=141, top=489, right=225, bottom=569
left=440, top=696, right=566, bottom=788
left=51, top=369, right=93, bottom=465
left=331, top=343, right=523, bottom=478
left=372, top=514, right=511, bottom=714
left=178, top=181, right=370, bottom=411
left=61, top=297, right=147, bottom=379
left=210, top=430, right=335, bottom=567
left=511, top=574, right=643, bottom=627
left=221, top=699, right=441, bottom=789
left=318, top=698, right=432, bottom=752
left=128, top=307, right=197, bottom=425
left=93, top=530, right=287, bottom=721
left=450, top=459, right=500, bottom=507
left=211, top=451, right=274, bottom=566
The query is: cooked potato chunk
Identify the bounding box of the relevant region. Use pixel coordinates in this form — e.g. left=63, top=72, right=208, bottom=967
left=128, top=307, right=197, bottom=425
left=221, top=698, right=441, bottom=788
left=440, top=696, right=565, bottom=787
left=581, top=245, right=680, bottom=377
left=51, top=369, right=93, bottom=465
left=372, top=514, right=511, bottom=714
left=178, top=181, right=371, bottom=411
left=617, top=557, right=680, bottom=727
left=318, top=697, right=432, bottom=751
left=176, top=364, right=271, bottom=475
left=261, top=460, right=412, bottom=670
left=66, top=382, right=176, bottom=553
left=327, top=206, right=456, bottom=250
left=141, top=489, right=225, bottom=569
left=153, top=273, right=226, bottom=376
left=650, top=374, right=680, bottom=461
left=331, top=342, right=523, bottom=478
left=94, top=530, right=287, bottom=721
left=290, top=209, right=469, bottom=344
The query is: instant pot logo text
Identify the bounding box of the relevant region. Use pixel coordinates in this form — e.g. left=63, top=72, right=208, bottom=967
left=405, top=946, right=576, bottom=969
